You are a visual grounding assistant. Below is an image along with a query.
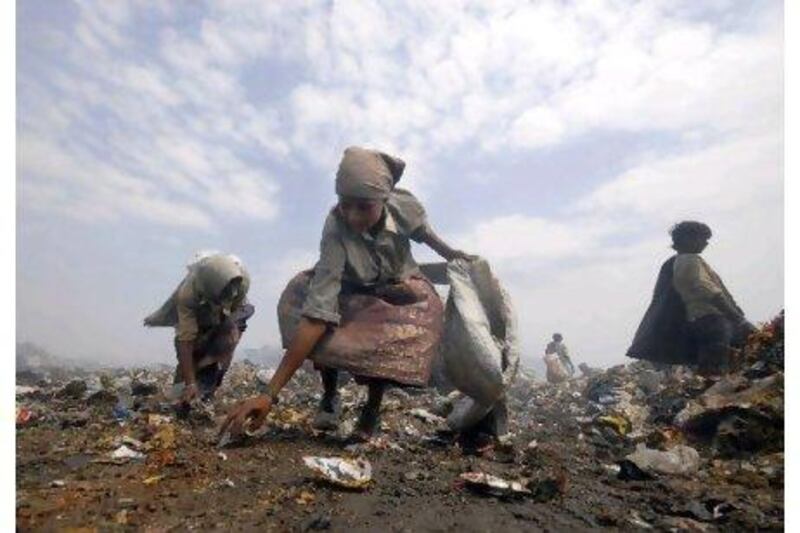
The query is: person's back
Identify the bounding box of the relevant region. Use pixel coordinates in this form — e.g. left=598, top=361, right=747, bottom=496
left=144, top=253, right=255, bottom=407
left=653, top=221, right=752, bottom=376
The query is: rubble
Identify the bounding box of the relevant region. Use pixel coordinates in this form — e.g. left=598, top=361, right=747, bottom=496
left=458, top=472, right=530, bottom=498
left=625, top=443, right=701, bottom=475
left=109, top=445, right=146, bottom=461
left=302, top=456, right=372, bottom=489
left=15, top=312, right=783, bottom=530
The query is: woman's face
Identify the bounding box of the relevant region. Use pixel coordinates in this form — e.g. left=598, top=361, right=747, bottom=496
left=337, top=196, right=385, bottom=234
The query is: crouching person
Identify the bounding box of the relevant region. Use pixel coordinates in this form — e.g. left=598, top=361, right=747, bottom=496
left=144, top=253, right=255, bottom=408
left=221, top=146, right=474, bottom=442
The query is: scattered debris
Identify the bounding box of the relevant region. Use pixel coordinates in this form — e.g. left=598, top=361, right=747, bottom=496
left=458, top=472, right=530, bottom=498
left=626, top=443, right=701, bottom=475
left=16, top=407, right=35, bottom=426
left=16, top=385, right=39, bottom=396
left=14, top=311, right=784, bottom=529
left=57, top=379, right=88, bottom=400
left=617, top=460, right=654, bottom=481
left=302, top=456, right=372, bottom=489
left=409, top=408, right=445, bottom=424
left=131, top=379, right=160, bottom=396
left=109, top=445, right=146, bottom=461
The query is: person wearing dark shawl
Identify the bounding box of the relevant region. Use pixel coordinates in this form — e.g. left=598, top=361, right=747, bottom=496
left=627, top=221, right=755, bottom=376
left=222, top=146, right=476, bottom=442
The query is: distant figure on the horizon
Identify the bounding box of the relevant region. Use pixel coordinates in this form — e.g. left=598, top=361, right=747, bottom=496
left=627, top=221, right=755, bottom=377
left=143, top=252, right=255, bottom=408
left=545, top=333, right=575, bottom=377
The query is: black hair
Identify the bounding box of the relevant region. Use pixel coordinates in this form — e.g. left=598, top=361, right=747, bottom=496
left=553, top=333, right=563, bottom=341
left=669, top=221, right=712, bottom=250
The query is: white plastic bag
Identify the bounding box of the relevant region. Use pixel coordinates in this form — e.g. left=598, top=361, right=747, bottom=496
left=440, top=258, right=519, bottom=430
left=544, top=353, right=570, bottom=384
left=626, top=443, right=701, bottom=475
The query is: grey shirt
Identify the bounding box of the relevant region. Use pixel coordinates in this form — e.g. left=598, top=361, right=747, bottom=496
left=672, top=253, right=741, bottom=322
left=302, top=188, right=429, bottom=324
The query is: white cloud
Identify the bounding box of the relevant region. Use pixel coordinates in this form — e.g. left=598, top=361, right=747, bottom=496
left=579, top=134, right=782, bottom=218
left=21, top=1, right=782, bottom=225
left=452, top=131, right=783, bottom=367
left=509, top=107, right=566, bottom=149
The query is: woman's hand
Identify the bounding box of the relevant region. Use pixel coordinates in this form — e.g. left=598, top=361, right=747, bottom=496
left=219, top=395, right=272, bottom=438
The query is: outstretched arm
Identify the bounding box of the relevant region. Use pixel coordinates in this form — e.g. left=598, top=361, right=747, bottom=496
left=416, top=225, right=477, bottom=262
left=220, top=317, right=328, bottom=437
left=267, top=318, right=327, bottom=399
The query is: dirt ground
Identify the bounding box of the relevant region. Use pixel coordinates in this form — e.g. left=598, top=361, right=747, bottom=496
left=16, top=353, right=784, bottom=532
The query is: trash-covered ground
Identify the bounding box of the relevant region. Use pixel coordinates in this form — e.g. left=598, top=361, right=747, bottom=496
left=16, top=313, right=783, bottom=531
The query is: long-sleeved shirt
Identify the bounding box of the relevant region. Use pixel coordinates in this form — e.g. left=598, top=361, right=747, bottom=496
left=672, top=253, right=741, bottom=322
left=301, top=188, right=429, bottom=325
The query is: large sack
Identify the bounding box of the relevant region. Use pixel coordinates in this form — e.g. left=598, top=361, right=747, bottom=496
left=441, top=258, right=519, bottom=410
left=544, top=353, right=570, bottom=384
left=277, top=272, right=443, bottom=387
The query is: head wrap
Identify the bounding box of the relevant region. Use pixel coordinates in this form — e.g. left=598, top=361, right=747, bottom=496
left=335, top=146, right=406, bottom=200
left=194, top=254, right=245, bottom=302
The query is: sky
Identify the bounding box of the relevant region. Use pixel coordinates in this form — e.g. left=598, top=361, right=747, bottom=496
left=16, top=0, right=784, bottom=371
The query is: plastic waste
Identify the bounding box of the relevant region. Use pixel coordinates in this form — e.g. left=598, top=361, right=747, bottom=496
left=617, top=460, right=654, bottom=481
left=459, top=472, right=530, bottom=497
left=302, top=456, right=372, bottom=489
left=85, top=375, right=104, bottom=397
left=625, top=443, right=700, bottom=475
left=440, top=258, right=519, bottom=427
left=109, top=445, right=146, bottom=461
left=16, top=385, right=39, bottom=396
left=409, top=408, right=445, bottom=424
left=16, top=407, right=35, bottom=426
left=113, top=404, right=131, bottom=421
left=597, top=415, right=631, bottom=436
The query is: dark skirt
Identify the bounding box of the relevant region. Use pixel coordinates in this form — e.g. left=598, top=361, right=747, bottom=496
left=277, top=272, right=444, bottom=387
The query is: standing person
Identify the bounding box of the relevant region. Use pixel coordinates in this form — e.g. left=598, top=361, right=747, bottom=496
left=144, top=253, right=255, bottom=407
left=545, top=333, right=575, bottom=376
left=221, top=146, right=475, bottom=442
left=627, top=221, right=754, bottom=377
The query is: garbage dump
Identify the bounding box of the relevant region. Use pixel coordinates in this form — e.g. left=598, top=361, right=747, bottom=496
left=16, top=312, right=783, bottom=530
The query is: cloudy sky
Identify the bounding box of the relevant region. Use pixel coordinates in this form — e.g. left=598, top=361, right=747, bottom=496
left=17, top=0, right=783, bottom=370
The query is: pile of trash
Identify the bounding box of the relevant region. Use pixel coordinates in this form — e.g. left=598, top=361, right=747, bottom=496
left=16, top=312, right=783, bottom=530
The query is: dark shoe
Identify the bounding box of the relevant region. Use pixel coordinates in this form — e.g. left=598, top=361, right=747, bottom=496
left=351, top=404, right=381, bottom=441
left=312, top=394, right=341, bottom=431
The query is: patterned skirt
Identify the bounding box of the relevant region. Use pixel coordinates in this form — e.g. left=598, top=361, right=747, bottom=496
left=277, top=272, right=444, bottom=387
